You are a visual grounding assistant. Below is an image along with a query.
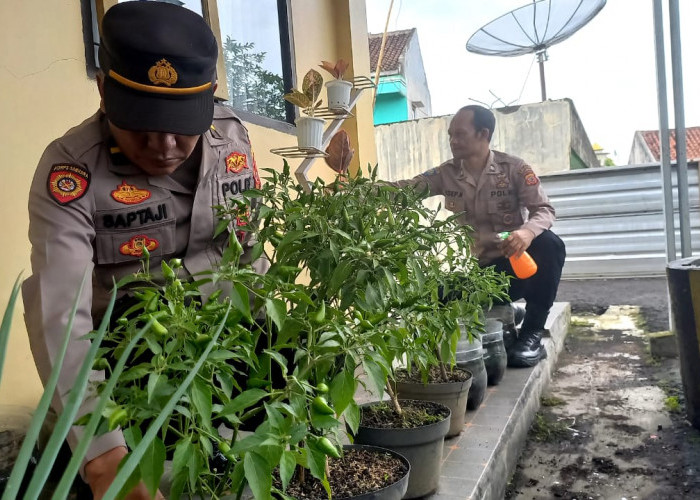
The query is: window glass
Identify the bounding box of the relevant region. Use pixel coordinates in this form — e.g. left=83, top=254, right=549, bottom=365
left=216, top=0, right=287, bottom=121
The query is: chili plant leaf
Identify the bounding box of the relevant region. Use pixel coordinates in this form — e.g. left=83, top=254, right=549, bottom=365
left=139, top=436, right=166, bottom=499
left=244, top=451, right=273, bottom=500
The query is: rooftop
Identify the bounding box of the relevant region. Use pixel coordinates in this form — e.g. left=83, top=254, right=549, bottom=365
left=368, top=28, right=415, bottom=73
left=639, top=126, right=700, bottom=160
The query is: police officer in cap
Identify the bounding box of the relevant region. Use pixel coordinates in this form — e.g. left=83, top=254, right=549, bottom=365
left=391, top=105, right=566, bottom=368
left=22, top=2, right=265, bottom=497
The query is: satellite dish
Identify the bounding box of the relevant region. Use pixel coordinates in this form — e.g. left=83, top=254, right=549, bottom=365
left=466, top=0, right=607, bottom=101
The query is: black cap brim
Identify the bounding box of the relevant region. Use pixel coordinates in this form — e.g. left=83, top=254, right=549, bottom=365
left=103, top=75, right=214, bottom=136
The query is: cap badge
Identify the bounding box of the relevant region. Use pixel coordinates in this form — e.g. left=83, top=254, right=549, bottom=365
left=148, top=59, right=178, bottom=87
left=119, top=234, right=159, bottom=257
left=225, top=152, right=248, bottom=174
left=47, top=164, right=90, bottom=205
left=111, top=181, right=152, bottom=205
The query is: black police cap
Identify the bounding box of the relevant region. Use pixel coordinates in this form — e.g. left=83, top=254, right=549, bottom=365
left=99, top=1, right=218, bottom=135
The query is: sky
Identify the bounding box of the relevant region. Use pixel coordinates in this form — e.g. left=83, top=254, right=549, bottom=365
left=365, top=0, right=700, bottom=165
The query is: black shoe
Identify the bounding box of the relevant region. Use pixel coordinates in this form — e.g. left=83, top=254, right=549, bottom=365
left=507, top=329, right=547, bottom=368
left=502, top=323, right=518, bottom=351
left=512, top=303, right=526, bottom=327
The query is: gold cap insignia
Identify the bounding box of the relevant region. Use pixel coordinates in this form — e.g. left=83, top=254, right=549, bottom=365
left=148, top=59, right=178, bottom=87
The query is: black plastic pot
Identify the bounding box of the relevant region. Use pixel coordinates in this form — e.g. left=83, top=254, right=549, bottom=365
left=394, top=368, right=472, bottom=437
left=352, top=400, right=451, bottom=499
left=666, top=258, right=700, bottom=429
left=455, top=334, right=487, bottom=410
left=338, top=444, right=410, bottom=500
left=480, top=320, right=507, bottom=386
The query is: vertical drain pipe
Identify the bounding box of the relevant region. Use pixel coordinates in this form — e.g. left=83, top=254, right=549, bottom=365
left=652, top=0, right=676, bottom=262
left=668, top=0, right=691, bottom=257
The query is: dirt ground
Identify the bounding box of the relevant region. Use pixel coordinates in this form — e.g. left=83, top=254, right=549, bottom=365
left=505, top=278, right=700, bottom=499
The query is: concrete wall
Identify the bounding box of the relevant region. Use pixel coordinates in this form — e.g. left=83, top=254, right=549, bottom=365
left=628, top=132, right=654, bottom=165
left=374, top=99, right=598, bottom=181
left=0, top=0, right=376, bottom=413
left=568, top=100, right=600, bottom=170
left=403, top=31, right=432, bottom=120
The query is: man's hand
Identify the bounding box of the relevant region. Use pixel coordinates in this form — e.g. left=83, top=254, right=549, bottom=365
left=85, top=446, right=165, bottom=500
left=500, top=229, right=535, bottom=258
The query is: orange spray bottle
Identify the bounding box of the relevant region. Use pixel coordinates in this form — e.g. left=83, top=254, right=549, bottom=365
left=498, top=231, right=538, bottom=279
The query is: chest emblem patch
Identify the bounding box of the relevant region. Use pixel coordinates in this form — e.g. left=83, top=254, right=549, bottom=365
left=495, top=173, right=509, bottom=189
left=119, top=234, right=159, bottom=257
left=225, top=152, right=248, bottom=173
left=48, top=164, right=90, bottom=205
left=111, top=181, right=152, bottom=205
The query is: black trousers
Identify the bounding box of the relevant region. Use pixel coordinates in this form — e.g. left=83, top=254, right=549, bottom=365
left=487, top=230, right=566, bottom=334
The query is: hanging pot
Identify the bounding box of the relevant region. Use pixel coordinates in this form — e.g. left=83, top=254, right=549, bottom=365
left=295, top=115, right=325, bottom=150
left=325, top=79, right=353, bottom=112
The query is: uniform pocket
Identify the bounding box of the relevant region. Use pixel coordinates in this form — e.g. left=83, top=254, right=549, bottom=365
left=487, top=199, right=518, bottom=231
left=95, top=218, right=176, bottom=265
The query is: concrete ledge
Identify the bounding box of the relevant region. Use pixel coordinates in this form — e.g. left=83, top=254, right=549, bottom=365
left=436, top=302, right=571, bottom=500
left=648, top=330, right=678, bottom=358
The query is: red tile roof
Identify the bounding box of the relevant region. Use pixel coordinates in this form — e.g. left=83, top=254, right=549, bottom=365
left=369, top=28, right=415, bottom=73
left=641, top=127, right=700, bottom=161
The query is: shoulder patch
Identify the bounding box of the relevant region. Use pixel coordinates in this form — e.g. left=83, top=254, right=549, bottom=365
left=47, top=164, right=90, bottom=205
left=519, top=165, right=539, bottom=186
left=423, top=167, right=439, bottom=177
left=252, top=149, right=261, bottom=189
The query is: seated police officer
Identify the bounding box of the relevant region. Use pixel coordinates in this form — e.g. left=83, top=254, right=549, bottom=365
left=22, top=3, right=265, bottom=498
left=390, top=105, right=566, bottom=368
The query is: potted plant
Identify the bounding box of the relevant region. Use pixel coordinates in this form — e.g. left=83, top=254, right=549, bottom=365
left=319, top=59, right=352, bottom=112
left=0, top=160, right=506, bottom=500
left=283, top=68, right=325, bottom=151
left=247, top=164, right=508, bottom=498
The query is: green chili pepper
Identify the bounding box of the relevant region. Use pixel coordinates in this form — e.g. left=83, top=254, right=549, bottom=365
left=317, top=437, right=341, bottom=459
left=150, top=318, right=168, bottom=336
left=92, top=358, right=110, bottom=371
left=194, top=333, right=211, bottom=346
left=108, top=408, right=128, bottom=431
left=311, top=302, right=326, bottom=325
left=316, top=382, right=329, bottom=394
left=161, top=260, right=175, bottom=281
left=312, top=395, right=335, bottom=415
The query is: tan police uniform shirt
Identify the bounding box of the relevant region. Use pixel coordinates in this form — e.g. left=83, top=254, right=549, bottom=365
left=22, top=104, right=267, bottom=469
left=393, top=150, right=555, bottom=265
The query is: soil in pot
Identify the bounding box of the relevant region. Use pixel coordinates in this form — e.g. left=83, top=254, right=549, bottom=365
left=354, top=400, right=450, bottom=498
left=394, top=366, right=472, bottom=437
left=272, top=446, right=409, bottom=499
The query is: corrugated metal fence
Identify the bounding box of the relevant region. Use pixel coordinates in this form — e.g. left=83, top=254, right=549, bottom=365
left=541, top=162, right=700, bottom=278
